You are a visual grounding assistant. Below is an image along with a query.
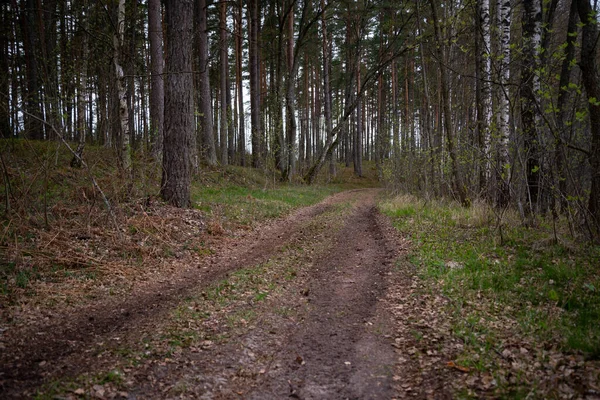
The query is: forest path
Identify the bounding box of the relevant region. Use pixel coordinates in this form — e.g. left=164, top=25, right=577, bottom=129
left=2, top=189, right=436, bottom=399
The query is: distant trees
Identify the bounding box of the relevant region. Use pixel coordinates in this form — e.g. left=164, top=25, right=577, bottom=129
left=1, top=0, right=599, bottom=237
left=148, top=0, right=164, bottom=160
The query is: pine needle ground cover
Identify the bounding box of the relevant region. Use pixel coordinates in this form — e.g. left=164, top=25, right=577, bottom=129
left=380, top=194, right=600, bottom=398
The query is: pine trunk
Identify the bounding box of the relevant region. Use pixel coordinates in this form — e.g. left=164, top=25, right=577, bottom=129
left=284, top=0, right=296, bottom=180
left=197, top=0, right=217, bottom=166
left=161, top=0, right=194, bottom=208
left=235, top=0, right=246, bottom=166
left=148, top=0, right=164, bottom=160
left=249, top=0, right=262, bottom=168
left=219, top=0, right=228, bottom=165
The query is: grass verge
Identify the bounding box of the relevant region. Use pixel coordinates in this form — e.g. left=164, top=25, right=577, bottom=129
left=380, top=193, right=600, bottom=397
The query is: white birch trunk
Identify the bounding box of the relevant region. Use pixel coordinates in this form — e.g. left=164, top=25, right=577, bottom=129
left=478, top=0, right=492, bottom=179
left=496, top=0, right=511, bottom=203
left=113, top=0, right=130, bottom=173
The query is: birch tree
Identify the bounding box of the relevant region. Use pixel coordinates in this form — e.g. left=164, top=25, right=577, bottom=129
left=496, top=0, right=511, bottom=206
left=476, top=0, right=492, bottom=194
left=113, top=0, right=131, bottom=173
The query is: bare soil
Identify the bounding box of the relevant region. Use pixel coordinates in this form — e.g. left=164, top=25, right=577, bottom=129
left=0, top=189, right=449, bottom=399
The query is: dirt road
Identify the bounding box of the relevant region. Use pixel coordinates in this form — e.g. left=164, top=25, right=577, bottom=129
left=1, top=189, right=423, bottom=399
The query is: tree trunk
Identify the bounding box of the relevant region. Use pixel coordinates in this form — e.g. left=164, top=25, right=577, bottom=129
left=555, top=0, right=578, bottom=212
left=161, top=0, right=194, bottom=208
left=71, top=0, right=89, bottom=167
left=355, top=59, right=363, bottom=177
left=21, top=0, right=44, bottom=139
left=430, top=0, right=468, bottom=206
left=38, top=0, right=60, bottom=141
left=0, top=4, right=11, bottom=137
left=284, top=0, right=297, bottom=180
left=227, top=73, right=235, bottom=164
left=197, top=0, right=217, bottom=166
left=249, top=0, right=262, bottom=168
left=476, top=0, right=492, bottom=195
left=113, top=0, right=131, bottom=173
left=273, top=2, right=285, bottom=173
left=235, top=0, right=246, bottom=166
left=576, top=0, right=600, bottom=234
left=320, top=0, right=336, bottom=177
left=126, top=0, right=138, bottom=150
left=496, top=0, right=511, bottom=207
left=219, top=0, right=228, bottom=165
left=521, top=0, right=543, bottom=214
left=148, top=0, right=164, bottom=160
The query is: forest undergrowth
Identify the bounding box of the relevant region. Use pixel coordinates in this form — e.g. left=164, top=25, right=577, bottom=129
left=2, top=139, right=600, bottom=398
left=380, top=194, right=600, bottom=398
left=0, top=139, right=376, bottom=315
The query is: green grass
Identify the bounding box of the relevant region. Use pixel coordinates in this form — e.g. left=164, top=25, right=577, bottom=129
left=192, top=181, right=339, bottom=226
left=380, top=194, right=600, bottom=358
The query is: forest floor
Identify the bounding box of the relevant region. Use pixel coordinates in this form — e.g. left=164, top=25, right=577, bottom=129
left=0, top=188, right=450, bottom=399
left=1, top=148, right=599, bottom=399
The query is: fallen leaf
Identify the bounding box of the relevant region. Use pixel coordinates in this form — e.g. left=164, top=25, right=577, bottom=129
left=447, top=361, right=470, bottom=372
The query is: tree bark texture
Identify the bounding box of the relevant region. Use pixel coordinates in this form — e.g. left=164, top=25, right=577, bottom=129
left=496, top=0, right=511, bottom=207
left=1, top=4, right=12, bottom=137
left=476, top=0, right=492, bottom=193
left=113, top=0, right=131, bottom=172
left=284, top=0, right=297, bottom=180
left=148, top=0, right=164, bottom=159
left=235, top=0, right=246, bottom=166
left=161, top=0, right=194, bottom=208
left=219, top=0, right=229, bottom=165
left=249, top=0, right=262, bottom=168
